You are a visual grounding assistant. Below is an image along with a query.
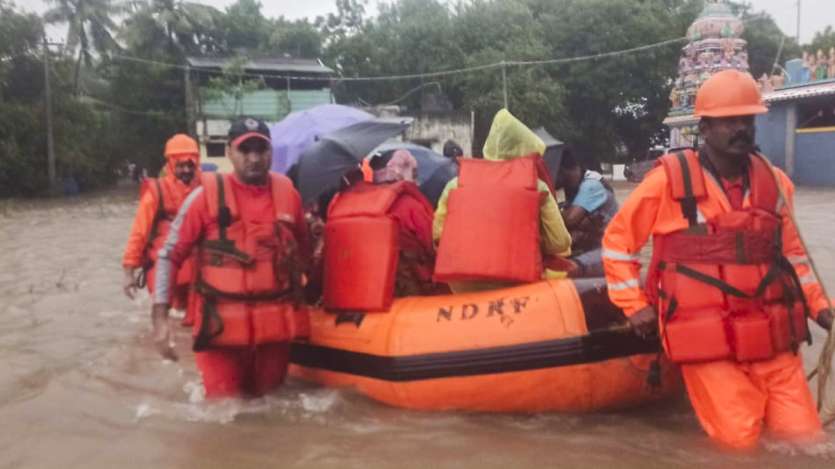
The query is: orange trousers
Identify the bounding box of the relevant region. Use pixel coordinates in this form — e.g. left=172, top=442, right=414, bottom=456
left=681, top=352, right=823, bottom=449
left=195, top=343, right=291, bottom=399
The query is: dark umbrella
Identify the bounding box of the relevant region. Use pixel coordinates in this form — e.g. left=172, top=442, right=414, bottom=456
left=534, top=127, right=565, bottom=184
left=296, top=118, right=413, bottom=203
left=371, top=142, right=458, bottom=206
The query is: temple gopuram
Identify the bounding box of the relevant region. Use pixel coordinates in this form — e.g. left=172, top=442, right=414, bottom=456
left=664, top=0, right=750, bottom=148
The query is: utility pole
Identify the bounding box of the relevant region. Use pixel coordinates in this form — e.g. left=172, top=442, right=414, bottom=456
left=796, top=0, right=801, bottom=44
left=184, top=63, right=194, bottom=134
left=501, top=61, right=508, bottom=110
left=43, top=35, right=57, bottom=193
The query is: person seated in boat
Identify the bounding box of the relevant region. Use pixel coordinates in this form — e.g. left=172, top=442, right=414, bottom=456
left=433, top=109, right=573, bottom=292
left=323, top=150, right=438, bottom=311
left=554, top=148, right=619, bottom=277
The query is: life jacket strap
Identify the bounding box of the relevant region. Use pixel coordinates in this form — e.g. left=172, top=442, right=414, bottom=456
left=215, top=173, right=232, bottom=242
left=674, top=151, right=699, bottom=228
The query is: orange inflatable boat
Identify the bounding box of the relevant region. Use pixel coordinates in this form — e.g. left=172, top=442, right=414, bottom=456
left=290, top=278, right=681, bottom=412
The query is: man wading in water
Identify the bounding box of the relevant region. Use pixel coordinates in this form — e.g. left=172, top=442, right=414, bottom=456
left=603, top=70, right=834, bottom=449
left=152, top=117, right=311, bottom=398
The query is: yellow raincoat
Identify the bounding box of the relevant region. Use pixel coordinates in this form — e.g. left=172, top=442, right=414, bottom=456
left=433, top=109, right=572, bottom=292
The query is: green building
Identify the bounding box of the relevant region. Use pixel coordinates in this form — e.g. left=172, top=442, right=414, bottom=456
left=186, top=56, right=334, bottom=170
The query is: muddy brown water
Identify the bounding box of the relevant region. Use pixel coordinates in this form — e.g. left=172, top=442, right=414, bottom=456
left=1, top=182, right=833, bottom=469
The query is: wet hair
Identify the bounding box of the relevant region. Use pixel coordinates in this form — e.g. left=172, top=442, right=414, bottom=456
left=443, top=140, right=464, bottom=158
left=369, top=152, right=393, bottom=170
left=560, top=147, right=580, bottom=170
left=317, top=186, right=339, bottom=221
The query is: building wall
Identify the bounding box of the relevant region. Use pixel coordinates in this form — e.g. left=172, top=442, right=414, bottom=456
left=404, top=113, right=473, bottom=155
left=794, top=128, right=835, bottom=185
left=200, top=88, right=331, bottom=121
left=755, top=103, right=788, bottom=169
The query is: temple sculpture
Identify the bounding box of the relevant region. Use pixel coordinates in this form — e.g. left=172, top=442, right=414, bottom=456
left=664, top=0, right=753, bottom=149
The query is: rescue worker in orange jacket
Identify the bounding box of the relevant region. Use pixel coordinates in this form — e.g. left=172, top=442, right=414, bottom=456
left=602, top=69, right=834, bottom=449
left=151, top=117, right=310, bottom=398
left=122, top=134, right=200, bottom=318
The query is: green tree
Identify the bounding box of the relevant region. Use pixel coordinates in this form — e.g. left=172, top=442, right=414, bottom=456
left=317, top=0, right=368, bottom=40
left=537, top=0, right=683, bottom=162
left=44, top=0, right=122, bottom=93
left=222, top=0, right=270, bottom=51
left=807, top=26, right=835, bottom=54
left=729, top=2, right=801, bottom=79
left=121, top=0, right=224, bottom=56
left=270, top=18, right=323, bottom=58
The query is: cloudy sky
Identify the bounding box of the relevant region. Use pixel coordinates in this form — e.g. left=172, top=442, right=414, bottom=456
left=24, top=0, right=835, bottom=45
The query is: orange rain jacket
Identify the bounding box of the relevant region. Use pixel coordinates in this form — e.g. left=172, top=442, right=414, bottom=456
left=602, top=155, right=827, bottom=319
left=122, top=153, right=200, bottom=315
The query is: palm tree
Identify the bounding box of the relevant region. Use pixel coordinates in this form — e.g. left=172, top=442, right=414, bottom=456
left=44, top=0, right=122, bottom=93
left=120, top=0, right=223, bottom=56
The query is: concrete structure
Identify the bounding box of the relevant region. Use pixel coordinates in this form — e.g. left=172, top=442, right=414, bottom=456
left=186, top=56, right=334, bottom=171
left=365, top=106, right=475, bottom=155
left=404, top=112, right=474, bottom=155
left=757, top=79, right=835, bottom=185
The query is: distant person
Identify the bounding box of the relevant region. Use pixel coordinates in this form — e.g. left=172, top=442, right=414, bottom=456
left=151, top=117, right=310, bottom=398
left=554, top=148, right=618, bottom=277
left=122, top=134, right=201, bottom=323
left=323, top=150, right=437, bottom=311
left=442, top=140, right=464, bottom=162
left=433, top=109, right=572, bottom=292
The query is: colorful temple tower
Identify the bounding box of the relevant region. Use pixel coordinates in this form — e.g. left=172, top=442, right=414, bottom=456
left=664, top=0, right=751, bottom=148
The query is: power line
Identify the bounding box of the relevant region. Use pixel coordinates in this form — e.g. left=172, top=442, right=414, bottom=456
left=109, top=35, right=690, bottom=83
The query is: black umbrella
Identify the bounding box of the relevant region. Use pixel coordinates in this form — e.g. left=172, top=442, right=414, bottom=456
left=534, top=127, right=565, bottom=184
left=297, top=118, right=413, bottom=203
left=371, top=142, right=458, bottom=206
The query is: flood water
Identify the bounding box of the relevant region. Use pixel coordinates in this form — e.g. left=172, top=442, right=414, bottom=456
left=1, top=182, right=834, bottom=468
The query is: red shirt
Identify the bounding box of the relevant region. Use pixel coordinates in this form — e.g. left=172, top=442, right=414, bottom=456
left=720, top=177, right=745, bottom=210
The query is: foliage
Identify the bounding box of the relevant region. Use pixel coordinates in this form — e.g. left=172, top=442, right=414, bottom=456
left=222, top=0, right=270, bottom=51
left=807, top=26, right=835, bottom=54
left=0, top=4, right=121, bottom=196
left=270, top=19, right=323, bottom=58
left=729, top=1, right=802, bottom=79
left=44, top=0, right=122, bottom=93
left=120, top=0, right=225, bottom=57
left=2, top=0, right=832, bottom=197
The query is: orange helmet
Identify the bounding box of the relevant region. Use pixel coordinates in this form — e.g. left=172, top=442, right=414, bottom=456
left=694, top=70, right=767, bottom=118
left=164, top=134, right=199, bottom=158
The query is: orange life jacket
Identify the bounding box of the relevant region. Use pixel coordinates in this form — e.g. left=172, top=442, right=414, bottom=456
left=323, top=181, right=428, bottom=311
left=647, top=150, right=809, bottom=363
left=140, top=178, right=194, bottom=289
left=192, top=173, right=308, bottom=351
left=434, top=156, right=543, bottom=283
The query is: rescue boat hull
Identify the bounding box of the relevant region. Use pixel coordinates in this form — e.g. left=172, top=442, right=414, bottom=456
left=290, top=278, right=681, bottom=412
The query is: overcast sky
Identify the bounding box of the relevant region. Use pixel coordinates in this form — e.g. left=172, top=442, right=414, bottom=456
left=24, top=0, right=835, bottom=45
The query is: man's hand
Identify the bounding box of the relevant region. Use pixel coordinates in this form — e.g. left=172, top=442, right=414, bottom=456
left=123, top=267, right=139, bottom=299
left=151, top=303, right=178, bottom=361
left=817, top=309, right=834, bottom=331
left=629, top=306, right=658, bottom=339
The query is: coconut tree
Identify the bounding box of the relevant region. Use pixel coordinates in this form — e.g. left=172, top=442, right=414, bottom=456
left=120, top=0, right=223, bottom=56
left=44, top=0, right=122, bottom=93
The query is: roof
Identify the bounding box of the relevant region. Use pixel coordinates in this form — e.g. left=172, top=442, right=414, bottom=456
left=186, top=56, right=334, bottom=75
left=764, top=80, right=835, bottom=104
